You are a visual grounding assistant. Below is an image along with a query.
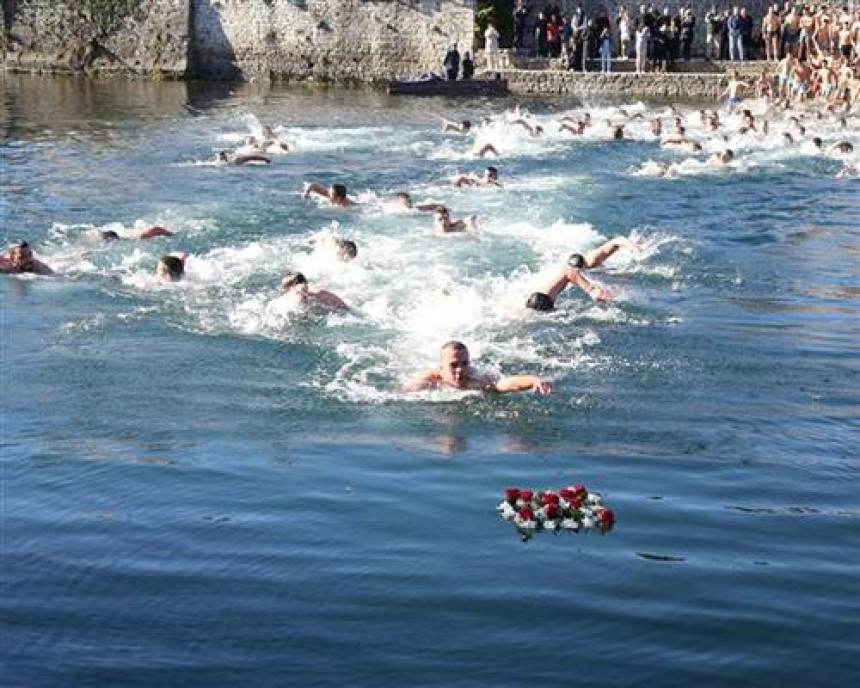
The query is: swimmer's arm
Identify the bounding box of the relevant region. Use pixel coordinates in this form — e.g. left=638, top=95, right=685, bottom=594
left=403, top=370, right=441, bottom=392
left=303, top=182, right=330, bottom=200
left=414, top=202, right=447, bottom=213
left=570, top=270, right=612, bottom=302
left=137, top=226, right=174, bottom=240
left=0, top=257, right=16, bottom=273
left=493, top=375, right=553, bottom=395
left=315, top=290, right=350, bottom=312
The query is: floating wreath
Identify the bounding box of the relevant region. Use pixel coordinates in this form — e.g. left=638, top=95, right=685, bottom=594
left=497, top=486, right=615, bottom=540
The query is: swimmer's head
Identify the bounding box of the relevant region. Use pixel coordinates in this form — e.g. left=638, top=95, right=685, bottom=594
left=330, top=184, right=348, bottom=202
left=526, top=292, right=554, bottom=312
left=156, top=255, right=185, bottom=282
left=440, top=340, right=470, bottom=386
left=461, top=120, right=472, bottom=132
left=100, top=230, right=121, bottom=242
left=721, top=149, right=735, bottom=163
left=8, top=241, right=34, bottom=269
left=282, top=272, right=308, bottom=293
left=568, top=253, right=586, bottom=269
left=836, top=141, right=854, bottom=154
left=217, top=151, right=230, bottom=162
left=335, top=239, right=357, bottom=262
left=612, top=126, right=625, bottom=140
left=485, top=166, right=498, bottom=181
left=689, top=142, right=703, bottom=153
left=395, top=191, right=412, bottom=208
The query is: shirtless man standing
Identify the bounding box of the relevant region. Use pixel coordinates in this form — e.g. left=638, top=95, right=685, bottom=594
left=0, top=241, right=54, bottom=275
left=405, top=340, right=552, bottom=394
left=524, top=237, right=640, bottom=311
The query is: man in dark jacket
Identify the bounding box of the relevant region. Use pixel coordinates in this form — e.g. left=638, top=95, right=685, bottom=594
left=443, top=44, right=461, bottom=80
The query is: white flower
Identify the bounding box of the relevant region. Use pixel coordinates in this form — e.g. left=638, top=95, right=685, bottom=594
left=496, top=502, right=517, bottom=520
left=515, top=515, right=538, bottom=529
left=581, top=516, right=595, bottom=529
left=587, top=493, right=603, bottom=506
left=561, top=518, right=580, bottom=531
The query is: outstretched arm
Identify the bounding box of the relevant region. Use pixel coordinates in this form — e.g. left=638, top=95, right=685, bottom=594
left=404, top=370, right=441, bottom=392
left=303, top=182, right=331, bottom=200
left=493, top=375, right=552, bottom=395
left=473, top=142, right=499, bottom=158
left=566, top=268, right=612, bottom=302
left=584, top=237, right=640, bottom=268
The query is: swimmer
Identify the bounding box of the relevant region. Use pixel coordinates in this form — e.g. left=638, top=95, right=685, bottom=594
left=100, top=226, right=174, bottom=242
left=156, top=252, right=188, bottom=282
left=394, top=192, right=447, bottom=214
left=559, top=120, right=587, bottom=136
left=453, top=166, right=500, bottom=188
left=524, top=236, right=640, bottom=311
left=661, top=126, right=691, bottom=147
left=510, top=118, right=544, bottom=137
left=310, top=235, right=358, bottom=262
left=433, top=207, right=478, bottom=235
left=281, top=272, right=349, bottom=312
left=610, top=124, right=625, bottom=140
left=707, top=149, right=735, bottom=165
left=260, top=125, right=290, bottom=152
left=405, top=340, right=552, bottom=395
left=472, top=142, right=500, bottom=158
left=0, top=241, right=54, bottom=276
left=830, top=141, right=854, bottom=155
left=651, top=117, right=663, bottom=137
left=442, top=119, right=472, bottom=134
left=722, top=71, right=749, bottom=113
left=215, top=150, right=272, bottom=166
left=302, top=181, right=357, bottom=208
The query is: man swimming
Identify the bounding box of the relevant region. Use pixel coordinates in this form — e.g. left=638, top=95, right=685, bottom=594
left=405, top=340, right=552, bottom=395
left=0, top=241, right=54, bottom=275
left=394, top=192, right=447, bottom=214
left=453, top=166, right=500, bottom=188
left=303, top=181, right=357, bottom=207
left=442, top=119, right=472, bottom=134
left=433, top=207, right=478, bottom=234
left=100, top=226, right=174, bottom=242
left=156, top=252, right=188, bottom=282
left=525, top=237, right=640, bottom=311
left=281, top=272, right=349, bottom=312
left=215, top=149, right=272, bottom=166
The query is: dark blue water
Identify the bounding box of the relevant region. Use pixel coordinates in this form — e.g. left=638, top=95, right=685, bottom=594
left=2, top=75, right=858, bottom=687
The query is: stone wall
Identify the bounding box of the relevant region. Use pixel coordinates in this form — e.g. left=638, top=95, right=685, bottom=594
left=2, top=0, right=189, bottom=75
left=190, top=0, right=476, bottom=82
left=505, top=68, right=729, bottom=99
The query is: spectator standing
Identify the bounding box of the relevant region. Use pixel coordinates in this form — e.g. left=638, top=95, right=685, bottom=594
left=680, top=7, right=696, bottom=62
left=443, top=44, right=460, bottom=80
left=462, top=52, right=475, bottom=79
left=739, top=7, right=754, bottom=60
left=535, top=11, right=549, bottom=57
left=705, top=5, right=722, bottom=59
left=484, top=20, right=501, bottom=71
left=763, top=5, right=781, bottom=62
left=635, top=21, right=651, bottom=73
left=618, top=6, right=632, bottom=58
left=728, top=7, right=744, bottom=61
left=599, top=26, right=613, bottom=72
left=513, top=1, right=530, bottom=52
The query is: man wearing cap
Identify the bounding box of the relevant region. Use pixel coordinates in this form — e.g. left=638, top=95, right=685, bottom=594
left=525, top=236, right=640, bottom=311
left=0, top=241, right=54, bottom=275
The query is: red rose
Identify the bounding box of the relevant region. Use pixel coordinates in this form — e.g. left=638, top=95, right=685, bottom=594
left=518, top=506, right=535, bottom=521
left=505, top=488, right=521, bottom=504
left=598, top=508, right=615, bottom=525
left=542, top=492, right=560, bottom=506
left=544, top=504, right=559, bottom=520
left=520, top=490, right=534, bottom=502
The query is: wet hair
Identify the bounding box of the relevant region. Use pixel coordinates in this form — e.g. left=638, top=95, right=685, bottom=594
left=486, top=166, right=498, bottom=180
left=442, top=340, right=468, bottom=355
left=158, top=255, right=185, bottom=281
left=526, top=292, right=555, bottom=312
left=461, top=120, right=472, bottom=132
left=100, top=230, right=121, bottom=242
left=568, top=253, right=586, bottom=269
left=396, top=191, right=412, bottom=206
left=723, top=149, right=735, bottom=162
left=812, top=137, right=823, bottom=148
left=282, top=272, right=308, bottom=290
left=836, top=141, right=853, bottom=153
left=612, top=126, right=624, bottom=140
left=331, top=183, right=348, bottom=201
left=335, top=239, right=357, bottom=261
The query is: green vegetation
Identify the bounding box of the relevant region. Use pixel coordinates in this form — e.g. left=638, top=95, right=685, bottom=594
left=474, top=0, right=513, bottom=49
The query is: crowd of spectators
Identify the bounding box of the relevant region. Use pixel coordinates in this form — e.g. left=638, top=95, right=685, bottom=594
left=508, top=2, right=860, bottom=75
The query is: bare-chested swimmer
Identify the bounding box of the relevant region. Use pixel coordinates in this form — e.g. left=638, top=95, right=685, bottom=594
left=394, top=192, right=447, bottom=214
left=524, top=237, right=640, bottom=311
left=433, top=207, right=478, bottom=234
left=100, top=226, right=174, bottom=242
left=453, top=166, right=500, bottom=188
left=303, top=182, right=357, bottom=208
left=0, top=241, right=54, bottom=276
left=216, top=150, right=272, bottom=166
left=442, top=119, right=472, bottom=134
left=707, top=149, right=735, bottom=165
left=510, top=118, right=544, bottom=137
left=281, top=272, right=350, bottom=312
left=405, top=340, right=552, bottom=395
